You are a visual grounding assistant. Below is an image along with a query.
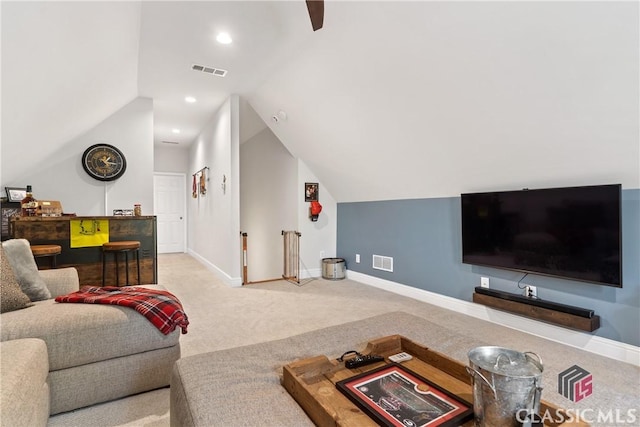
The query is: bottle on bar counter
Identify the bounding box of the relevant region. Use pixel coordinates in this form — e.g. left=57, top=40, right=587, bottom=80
left=21, top=185, right=38, bottom=217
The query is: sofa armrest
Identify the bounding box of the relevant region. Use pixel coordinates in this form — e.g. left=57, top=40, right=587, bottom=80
left=38, top=267, right=80, bottom=297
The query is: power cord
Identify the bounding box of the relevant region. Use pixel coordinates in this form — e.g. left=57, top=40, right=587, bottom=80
left=517, top=273, right=528, bottom=290
left=517, top=273, right=539, bottom=299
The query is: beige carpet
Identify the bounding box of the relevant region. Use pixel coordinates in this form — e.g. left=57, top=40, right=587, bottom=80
left=48, top=253, right=640, bottom=427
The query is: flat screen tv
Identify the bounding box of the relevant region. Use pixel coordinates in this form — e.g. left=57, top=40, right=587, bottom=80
left=461, top=184, right=622, bottom=287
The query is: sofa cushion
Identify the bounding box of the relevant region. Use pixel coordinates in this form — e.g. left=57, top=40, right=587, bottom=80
left=0, top=246, right=33, bottom=313
left=0, top=338, right=50, bottom=427
left=38, top=267, right=80, bottom=297
left=0, top=285, right=180, bottom=371
left=49, top=345, right=180, bottom=415
left=2, top=239, right=51, bottom=301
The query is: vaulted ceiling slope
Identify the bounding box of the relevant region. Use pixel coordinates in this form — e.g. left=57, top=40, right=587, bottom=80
left=1, top=1, right=311, bottom=182
left=249, top=1, right=639, bottom=202
left=1, top=1, right=141, bottom=182
left=2, top=2, right=638, bottom=204
left=136, top=1, right=311, bottom=146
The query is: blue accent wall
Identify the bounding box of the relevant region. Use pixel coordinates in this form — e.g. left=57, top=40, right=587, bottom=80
left=337, top=189, right=640, bottom=346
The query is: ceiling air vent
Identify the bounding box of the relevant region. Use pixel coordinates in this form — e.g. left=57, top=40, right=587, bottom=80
left=191, top=64, right=227, bottom=77
left=161, top=141, right=179, bottom=145
left=372, top=255, right=393, bottom=272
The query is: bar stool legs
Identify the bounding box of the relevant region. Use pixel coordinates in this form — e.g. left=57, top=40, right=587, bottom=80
left=102, top=241, right=141, bottom=286
left=121, top=250, right=141, bottom=286
left=30, top=244, right=62, bottom=269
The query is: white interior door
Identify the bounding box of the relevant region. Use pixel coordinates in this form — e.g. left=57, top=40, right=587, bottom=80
left=154, top=173, right=186, bottom=254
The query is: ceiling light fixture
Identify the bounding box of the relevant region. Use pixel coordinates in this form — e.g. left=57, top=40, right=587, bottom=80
left=172, top=128, right=181, bottom=134
left=216, top=32, right=232, bottom=44
left=185, top=96, right=196, bottom=103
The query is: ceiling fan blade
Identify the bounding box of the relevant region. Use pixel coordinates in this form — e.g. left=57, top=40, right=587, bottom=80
left=306, top=0, right=324, bottom=31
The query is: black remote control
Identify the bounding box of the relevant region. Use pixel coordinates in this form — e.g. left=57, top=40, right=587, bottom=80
left=345, top=354, right=384, bottom=369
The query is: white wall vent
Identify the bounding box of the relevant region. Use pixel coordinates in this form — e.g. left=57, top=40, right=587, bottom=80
left=191, top=64, right=228, bottom=77
left=161, top=141, right=179, bottom=145
left=372, top=255, right=393, bottom=272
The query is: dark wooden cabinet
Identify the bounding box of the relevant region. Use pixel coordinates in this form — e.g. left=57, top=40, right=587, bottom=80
left=10, top=216, right=157, bottom=286
left=1, top=202, right=21, bottom=241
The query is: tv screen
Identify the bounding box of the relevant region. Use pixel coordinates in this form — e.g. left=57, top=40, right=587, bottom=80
left=461, top=184, right=622, bottom=287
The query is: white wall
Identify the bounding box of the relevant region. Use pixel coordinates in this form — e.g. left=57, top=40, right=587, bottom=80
left=240, top=128, right=297, bottom=282
left=1, top=1, right=141, bottom=183
left=188, top=96, right=241, bottom=285
left=297, top=159, right=337, bottom=278
left=154, top=145, right=189, bottom=174
left=1, top=97, right=154, bottom=216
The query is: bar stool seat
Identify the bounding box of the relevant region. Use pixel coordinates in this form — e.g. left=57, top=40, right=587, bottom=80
left=30, top=244, right=62, bottom=268
left=102, top=241, right=141, bottom=287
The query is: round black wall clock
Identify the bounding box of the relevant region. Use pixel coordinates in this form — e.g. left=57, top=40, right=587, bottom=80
left=82, top=144, right=127, bottom=181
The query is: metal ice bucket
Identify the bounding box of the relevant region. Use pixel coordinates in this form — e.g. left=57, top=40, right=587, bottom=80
left=466, top=346, right=543, bottom=427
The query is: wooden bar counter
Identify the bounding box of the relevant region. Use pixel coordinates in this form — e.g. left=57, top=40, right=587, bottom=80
left=10, top=216, right=157, bottom=286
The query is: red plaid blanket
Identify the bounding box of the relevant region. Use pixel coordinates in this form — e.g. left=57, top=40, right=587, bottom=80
left=55, top=286, right=189, bottom=335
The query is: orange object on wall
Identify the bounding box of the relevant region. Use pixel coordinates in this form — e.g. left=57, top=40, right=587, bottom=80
left=310, top=201, right=322, bottom=221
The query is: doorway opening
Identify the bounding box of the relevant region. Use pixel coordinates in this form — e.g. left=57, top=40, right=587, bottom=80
left=153, top=173, right=187, bottom=254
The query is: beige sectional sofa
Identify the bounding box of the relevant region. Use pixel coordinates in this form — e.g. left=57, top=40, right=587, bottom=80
left=0, top=338, right=50, bottom=427
left=1, top=260, right=181, bottom=426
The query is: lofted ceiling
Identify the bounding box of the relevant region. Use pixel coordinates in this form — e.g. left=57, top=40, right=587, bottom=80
left=2, top=1, right=638, bottom=203
left=1, top=0, right=314, bottom=154
left=136, top=1, right=314, bottom=146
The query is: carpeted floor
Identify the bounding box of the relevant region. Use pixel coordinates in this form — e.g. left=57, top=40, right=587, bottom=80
left=48, top=253, right=639, bottom=427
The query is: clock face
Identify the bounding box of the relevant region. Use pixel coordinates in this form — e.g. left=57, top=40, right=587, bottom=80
left=82, top=144, right=127, bottom=181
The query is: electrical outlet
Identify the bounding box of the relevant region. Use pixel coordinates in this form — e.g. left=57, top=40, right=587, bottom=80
left=355, top=254, right=360, bottom=263
left=524, top=285, right=537, bottom=298
left=480, top=277, right=489, bottom=288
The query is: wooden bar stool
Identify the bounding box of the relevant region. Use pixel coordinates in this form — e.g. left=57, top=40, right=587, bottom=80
left=30, top=244, right=62, bottom=268
left=102, top=241, right=141, bottom=286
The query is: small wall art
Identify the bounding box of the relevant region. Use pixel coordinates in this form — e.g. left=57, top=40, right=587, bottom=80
left=5, top=187, right=26, bottom=203
left=305, top=182, right=318, bottom=202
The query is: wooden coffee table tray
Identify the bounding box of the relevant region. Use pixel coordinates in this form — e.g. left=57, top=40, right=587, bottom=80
left=283, top=335, right=588, bottom=426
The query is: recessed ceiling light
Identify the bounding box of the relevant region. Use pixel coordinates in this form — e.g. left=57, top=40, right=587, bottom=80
left=185, top=96, right=196, bottom=103
left=172, top=128, right=181, bottom=134
left=216, top=32, right=232, bottom=44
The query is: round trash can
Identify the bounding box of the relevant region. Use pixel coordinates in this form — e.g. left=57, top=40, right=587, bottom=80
left=322, top=258, right=346, bottom=280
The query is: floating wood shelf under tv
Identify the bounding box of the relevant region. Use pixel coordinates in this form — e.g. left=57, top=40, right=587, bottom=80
left=473, top=287, right=600, bottom=332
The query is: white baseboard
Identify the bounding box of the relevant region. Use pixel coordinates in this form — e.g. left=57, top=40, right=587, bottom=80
left=347, top=270, right=640, bottom=366
left=188, top=249, right=320, bottom=286
left=188, top=249, right=243, bottom=288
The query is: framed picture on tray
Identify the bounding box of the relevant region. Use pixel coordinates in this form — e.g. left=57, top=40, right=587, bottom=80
left=336, top=363, right=473, bottom=427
